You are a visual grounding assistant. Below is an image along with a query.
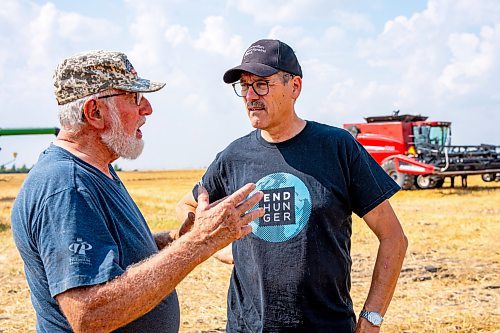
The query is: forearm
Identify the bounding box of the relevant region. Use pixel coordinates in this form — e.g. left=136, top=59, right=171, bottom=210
left=362, top=234, right=408, bottom=314
left=59, top=231, right=215, bottom=332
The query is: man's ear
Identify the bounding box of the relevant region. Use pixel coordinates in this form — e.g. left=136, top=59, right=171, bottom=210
left=291, top=76, right=302, bottom=99
left=82, top=98, right=105, bottom=129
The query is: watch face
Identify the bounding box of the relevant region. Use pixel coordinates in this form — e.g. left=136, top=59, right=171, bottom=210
left=367, top=312, right=383, bottom=326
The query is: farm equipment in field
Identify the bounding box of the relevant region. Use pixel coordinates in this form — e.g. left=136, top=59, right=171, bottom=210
left=0, top=127, right=60, bottom=137
left=0, top=127, right=60, bottom=166
left=343, top=112, right=500, bottom=190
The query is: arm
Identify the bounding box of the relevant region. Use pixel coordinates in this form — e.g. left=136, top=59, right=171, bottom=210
left=176, top=191, right=234, bottom=264
left=355, top=200, right=408, bottom=333
left=56, top=184, right=264, bottom=333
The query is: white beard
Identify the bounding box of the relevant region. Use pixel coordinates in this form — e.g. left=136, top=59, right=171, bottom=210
left=100, top=102, right=144, bottom=160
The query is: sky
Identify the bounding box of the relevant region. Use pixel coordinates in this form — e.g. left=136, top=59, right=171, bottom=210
left=0, top=0, right=499, bottom=170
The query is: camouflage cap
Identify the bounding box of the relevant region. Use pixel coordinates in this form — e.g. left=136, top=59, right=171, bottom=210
left=53, top=50, right=165, bottom=105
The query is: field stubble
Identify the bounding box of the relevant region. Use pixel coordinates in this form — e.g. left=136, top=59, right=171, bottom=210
left=0, top=171, right=498, bottom=332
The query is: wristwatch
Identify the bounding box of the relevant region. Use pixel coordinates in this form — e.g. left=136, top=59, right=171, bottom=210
left=359, top=310, right=384, bottom=327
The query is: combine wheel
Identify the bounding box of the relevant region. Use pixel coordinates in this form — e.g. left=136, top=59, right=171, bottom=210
left=481, top=173, right=495, bottom=182
left=382, top=160, right=415, bottom=190
left=415, top=175, right=438, bottom=189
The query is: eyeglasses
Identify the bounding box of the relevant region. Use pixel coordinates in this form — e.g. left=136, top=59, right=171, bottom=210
left=231, top=74, right=294, bottom=97
left=97, top=92, right=143, bottom=106
left=232, top=80, right=270, bottom=97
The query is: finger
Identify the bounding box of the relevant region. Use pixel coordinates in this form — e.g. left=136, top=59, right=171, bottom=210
left=196, top=185, right=210, bottom=210
left=236, top=191, right=264, bottom=214
left=239, top=207, right=265, bottom=225
left=238, top=225, right=253, bottom=239
left=179, top=212, right=195, bottom=236
left=223, top=183, right=257, bottom=206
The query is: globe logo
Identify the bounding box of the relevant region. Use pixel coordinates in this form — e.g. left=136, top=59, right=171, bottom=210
left=249, top=172, right=311, bottom=242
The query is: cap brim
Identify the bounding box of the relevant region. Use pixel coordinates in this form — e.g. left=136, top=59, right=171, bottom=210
left=223, top=63, right=279, bottom=83
left=115, top=77, right=166, bottom=93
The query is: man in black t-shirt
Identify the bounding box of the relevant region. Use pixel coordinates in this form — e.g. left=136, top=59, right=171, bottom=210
left=177, top=39, right=408, bottom=333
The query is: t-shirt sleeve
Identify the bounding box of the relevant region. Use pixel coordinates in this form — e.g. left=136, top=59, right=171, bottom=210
left=192, top=152, right=228, bottom=202
left=347, top=138, right=400, bottom=217
left=35, top=188, right=124, bottom=297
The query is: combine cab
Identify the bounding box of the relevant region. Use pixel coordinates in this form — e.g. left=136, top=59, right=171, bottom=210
left=343, top=113, right=500, bottom=189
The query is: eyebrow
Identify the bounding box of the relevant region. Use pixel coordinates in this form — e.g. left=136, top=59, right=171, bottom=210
left=240, top=76, right=272, bottom=83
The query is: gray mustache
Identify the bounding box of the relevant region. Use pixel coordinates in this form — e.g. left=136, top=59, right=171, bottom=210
left=247, top=101, right=265, bottom=108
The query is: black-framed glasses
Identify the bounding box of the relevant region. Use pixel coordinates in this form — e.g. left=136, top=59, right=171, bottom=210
left=232, top=80, right=271, bottom=97
left=97, top=92, right=143, bottom=106
left=232, top=73, right=295, bottom=97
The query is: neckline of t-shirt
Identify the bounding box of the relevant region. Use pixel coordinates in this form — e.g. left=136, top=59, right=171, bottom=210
left=48, top=144, right=121, bottom=184
left=255, top=120, right=312, bottom=148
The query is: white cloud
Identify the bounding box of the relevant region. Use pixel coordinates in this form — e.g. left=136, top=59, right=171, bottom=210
left=193, top=16, right=243, bottom=57
left=165, top=24, right=190, bottom=46
left=438, top=24, right=499, bottom=95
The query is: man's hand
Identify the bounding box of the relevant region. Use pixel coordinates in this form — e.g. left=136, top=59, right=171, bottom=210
left=191, top=183, right=263, bottom=252
left=355, top=318, right=381, bottom=333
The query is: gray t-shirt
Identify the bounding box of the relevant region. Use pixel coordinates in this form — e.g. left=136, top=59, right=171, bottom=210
left=11, top=145, right=179, bottom=332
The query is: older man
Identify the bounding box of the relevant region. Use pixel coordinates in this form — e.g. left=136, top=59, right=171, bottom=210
left=177, top=39, right=408, bottom=333
left=11, top=50, right=264, bottom=333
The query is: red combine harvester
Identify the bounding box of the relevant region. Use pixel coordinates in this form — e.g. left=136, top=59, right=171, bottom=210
left=343, top=112, right=500, bottom=190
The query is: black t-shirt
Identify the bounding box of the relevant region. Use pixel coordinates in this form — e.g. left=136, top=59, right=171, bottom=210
left=196, top=121, right=400, bottom=333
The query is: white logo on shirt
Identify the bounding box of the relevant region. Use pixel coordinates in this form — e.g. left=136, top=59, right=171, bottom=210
left=69, top=238, right=93, bottom=255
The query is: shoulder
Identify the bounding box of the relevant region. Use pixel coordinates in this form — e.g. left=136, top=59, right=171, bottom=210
left=22, top=152, right=75, bottom=194
left=18, top=146, right=99, bottom=201
left=306, top=121, right=358, bottom=145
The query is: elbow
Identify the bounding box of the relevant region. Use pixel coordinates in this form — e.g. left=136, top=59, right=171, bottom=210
left=65, top=303, right=109, bottom=333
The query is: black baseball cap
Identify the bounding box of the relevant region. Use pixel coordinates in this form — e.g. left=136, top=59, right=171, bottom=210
left=223, top=39, right=302, bottom=83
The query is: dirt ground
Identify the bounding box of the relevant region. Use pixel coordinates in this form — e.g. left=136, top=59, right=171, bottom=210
left=0, top=171, right=499, bottom=332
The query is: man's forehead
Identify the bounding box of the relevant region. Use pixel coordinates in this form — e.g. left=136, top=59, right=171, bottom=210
left=239, top=72, right=274, bottom=82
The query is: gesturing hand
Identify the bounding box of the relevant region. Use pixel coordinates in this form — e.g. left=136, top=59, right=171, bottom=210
left=193, top=183, right=264, bottom=251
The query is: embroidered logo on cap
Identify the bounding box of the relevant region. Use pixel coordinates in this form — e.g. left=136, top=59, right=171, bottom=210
left=244, top=44, right=266, bottom=59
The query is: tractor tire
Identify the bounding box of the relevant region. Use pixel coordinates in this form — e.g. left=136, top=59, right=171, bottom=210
left=382, top=160, right=415, bottom=190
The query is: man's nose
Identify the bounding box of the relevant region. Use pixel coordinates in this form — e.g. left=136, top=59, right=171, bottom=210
left=245, top=86, right=260, bottom=100
left=139, top=97, right=153, bottom=116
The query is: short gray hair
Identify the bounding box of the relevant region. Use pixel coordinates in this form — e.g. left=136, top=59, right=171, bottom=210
left=58, top=89, right=122, bottom=133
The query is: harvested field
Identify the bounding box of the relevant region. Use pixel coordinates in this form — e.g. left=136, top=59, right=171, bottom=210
left=0, top=171, right=499, bottom=332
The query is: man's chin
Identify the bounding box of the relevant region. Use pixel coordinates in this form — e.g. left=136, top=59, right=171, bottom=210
left=120, top=152, right=142, bottom=160
left=119, top=143, right=144, bottom=160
